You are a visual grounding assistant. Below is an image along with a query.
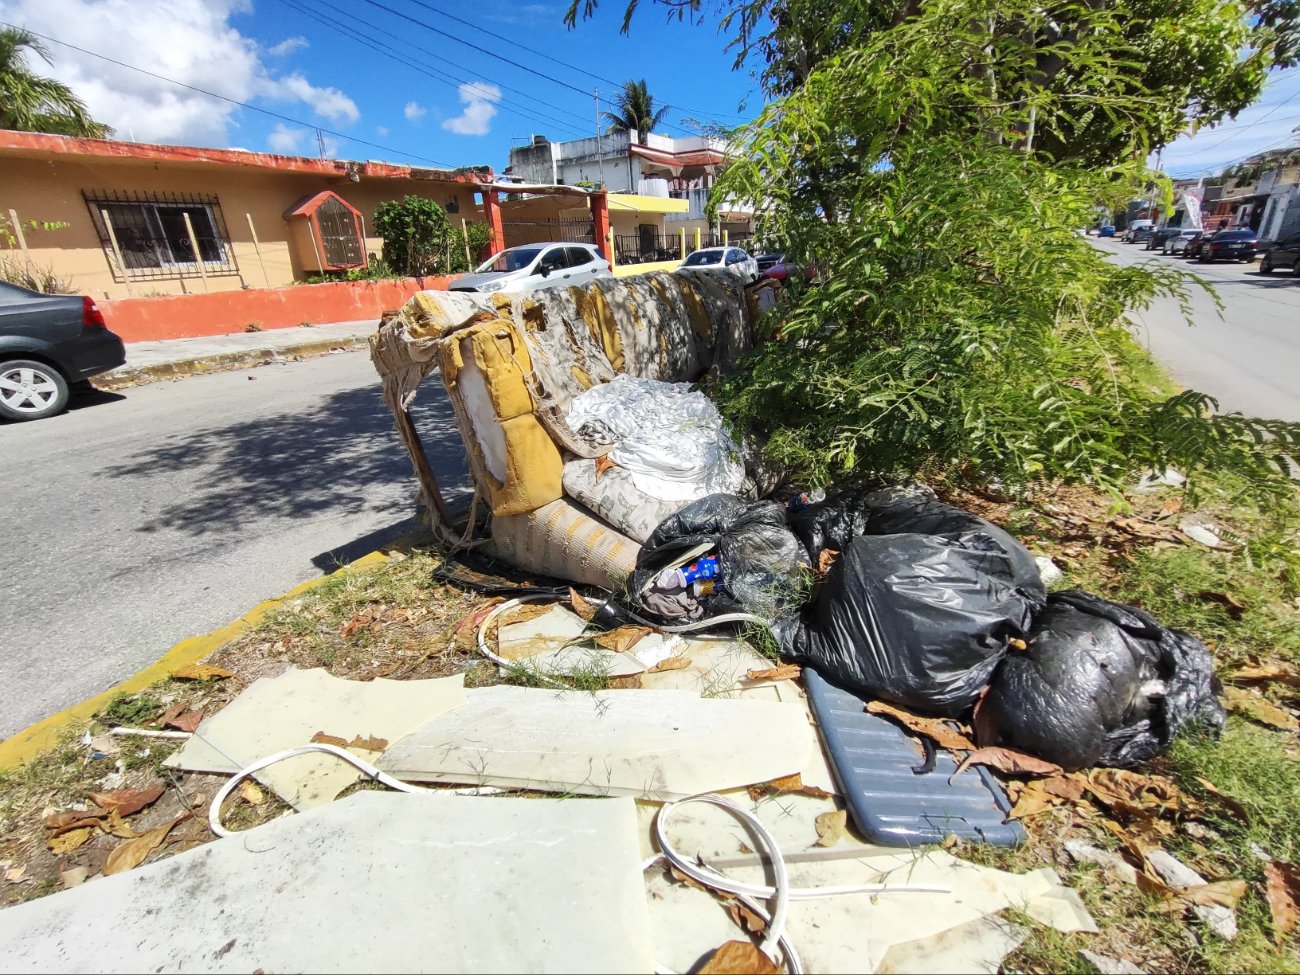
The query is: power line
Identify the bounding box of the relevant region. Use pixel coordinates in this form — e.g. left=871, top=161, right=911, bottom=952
left=5, top=23, right=462, bottom=168
left=281, top=0, right=591, bottom=137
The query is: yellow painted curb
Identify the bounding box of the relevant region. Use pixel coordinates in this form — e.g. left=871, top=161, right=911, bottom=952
left=0, top=550, right=392, bottom=771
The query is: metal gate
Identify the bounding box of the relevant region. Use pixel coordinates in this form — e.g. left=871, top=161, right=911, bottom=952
left=501, top=215, right=595, bottom=249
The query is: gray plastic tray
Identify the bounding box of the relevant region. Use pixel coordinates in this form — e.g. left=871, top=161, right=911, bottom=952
left=803, top=667, right=1025, bottom=847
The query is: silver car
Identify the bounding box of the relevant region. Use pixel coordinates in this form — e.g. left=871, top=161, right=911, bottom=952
left=450, top=242, right=612, bottom=294
left=1163, top=229, right=1202, bottom=255
left=678, top=246, right=759, bottom=282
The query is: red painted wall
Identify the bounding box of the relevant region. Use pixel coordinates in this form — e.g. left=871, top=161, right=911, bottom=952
left=100, top=276, right=459, bottom=343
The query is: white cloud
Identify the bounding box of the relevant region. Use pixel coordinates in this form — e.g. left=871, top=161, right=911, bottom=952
left=441, top=81, right=501, bottom=137
left=0, top=0, right=359, bottom=145
left=404, top=100, right=427, bottom=122
left=265, top=73, right=359, bottom=124
left=1156, top=68, right=1300, bottom=178
left=267, top=123, right=305, bottom=153
left=267, top=36, right=308, bottom=57
left=376, top=125, right=389, bottom=137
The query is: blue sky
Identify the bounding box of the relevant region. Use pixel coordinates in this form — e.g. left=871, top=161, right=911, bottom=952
left=0, top=0, right=759, bottom=172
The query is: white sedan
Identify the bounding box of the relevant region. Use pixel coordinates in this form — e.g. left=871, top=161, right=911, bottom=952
left=679, top=246, right=759, bottom=282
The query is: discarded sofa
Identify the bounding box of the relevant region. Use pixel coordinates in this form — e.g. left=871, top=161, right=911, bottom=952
left=371, top=272, right=774, bottom=586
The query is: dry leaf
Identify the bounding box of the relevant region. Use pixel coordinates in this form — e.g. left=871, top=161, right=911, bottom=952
left=100, top=809, right=138, bottom=839
left=941, top=834, right=963, bottom=850
left=649, top=656, right=691, bottom=673
left=60, top=866, right=89, bottom=889
left=339, top=607, right=376, bottom=638
left=500, top=602, right=555, bottom=626
left=157, top=702, right=184, bottom=727
left=348, top=734, right=389, bottom=752
left=239, top=781, right=265, bottom=805
left=697, top=940, right=779, bottom=975
left=950, top=746, right=1061, bottom=780
left=87, top=783, right=165, bottom=817
left=48, top=827, right=94, bottom=855
left=1225, top=661, right=1300, bottom=689
left=1112, top=516, right=1181, bottom=541
left=163, top=709, right=203, bottom=733
left=568, top=588, right=598, bottom=622
left=172, top=663, right=236, bottom=681
left=102, top=814, right=188, bottom=876
left=590, top=625, right=652, bottom=653
left=1224, top=687, right=1299, bottom=731
left=1264, top=861, right=1300, bottom=939
left=817, top=548, right=839, bottom=577
left=1009, top=773, right=1088, bottom=819
left=1085, top=769, right=1199, bottom=818
left=866, top=701, right=976, bottom=751
left=607, top=674, right=643, bottom=689
left=746, top=663, right=801, bottom=683
left=452, top=597, right=505, bottom=649
left=1158, top=497, right=1183, bottom=518
left=668, top=864, right=710, bottom=893
left=814, top=809, right=848, bottom=848
left=1193, top=776, right=1249, bottom=823
left=1103, top=814, right=1170, bottom=862
left=594, top=454, right=618, bottom=478
left=45, top=811, right=107, bottom=835
left=725, top=901, right=769, bottom=935
left=1198, top=591, right=1246, bottom=620
left=4, top=865, right=27, bottom=883
left=1008, top=637, right=1028, bottom=651
left=747, top=773, right=833, bottom=801
left=972, top=693, right=999, bottom=748
left=1180, top=879, right=1248, bottom=910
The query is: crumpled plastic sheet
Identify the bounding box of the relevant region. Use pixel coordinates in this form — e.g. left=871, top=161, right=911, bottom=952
left=566, top=376, right=745, bottom=502
left=980, top=590, right=1226, bottom=769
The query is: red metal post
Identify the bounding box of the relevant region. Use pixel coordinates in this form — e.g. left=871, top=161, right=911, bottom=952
left=591, top=191, right=611, bottom=260
left=481, top=188, right=505, bottom=259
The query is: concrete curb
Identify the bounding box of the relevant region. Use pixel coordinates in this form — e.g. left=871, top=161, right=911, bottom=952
left=96, top=334, right=371, bottom=391
left=0, top=548, right=396, bottom=771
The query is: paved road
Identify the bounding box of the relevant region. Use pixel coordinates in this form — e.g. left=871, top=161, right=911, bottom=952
left=0, top=352, right=470, bottom=739
left=1093, top=236, right=1300, bottom=421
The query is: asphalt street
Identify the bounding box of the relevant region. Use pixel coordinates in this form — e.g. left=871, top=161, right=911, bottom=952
left=0, top=352, right=471, bottom=739
left=1092, top=235, right=1300, bottom=422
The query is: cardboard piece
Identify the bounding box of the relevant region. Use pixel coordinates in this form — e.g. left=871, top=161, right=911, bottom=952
left=164, top=669, right=467, bottom=810
left=0, top=792, right=654, bottom=974
left=378, top=686, right=814, bottom=800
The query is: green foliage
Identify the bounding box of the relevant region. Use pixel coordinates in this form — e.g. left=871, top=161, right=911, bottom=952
left=0, top=27, right=112, bottom=138
left=372, top=196, right=488, bottom=276
left=601, top=79, right=669, bottom=137
left=0, top=255, right=74, bottom=293
left=99, top=692, right=163, bottom=727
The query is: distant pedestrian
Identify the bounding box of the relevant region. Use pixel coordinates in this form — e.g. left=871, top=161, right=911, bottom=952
left=1217, top=218, right=1229, bottom=231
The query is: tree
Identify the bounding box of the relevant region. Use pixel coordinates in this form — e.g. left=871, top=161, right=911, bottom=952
left=0, top=28, right=111, bottom=139
left=601, top=79, right=668, bottom=139
left=373, top=195, right=488, bottom=276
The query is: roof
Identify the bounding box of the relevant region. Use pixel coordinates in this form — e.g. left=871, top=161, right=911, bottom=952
left=0, top=130, right=491, bottom=184
left=628, top=143, right=727, bottom=173
left=283, top=190, right=362, bottom=220
left=607, top=193, right=688, bottom=214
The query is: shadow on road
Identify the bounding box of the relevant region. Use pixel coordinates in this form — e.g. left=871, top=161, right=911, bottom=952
left=100, top=381, right=471, bottom=536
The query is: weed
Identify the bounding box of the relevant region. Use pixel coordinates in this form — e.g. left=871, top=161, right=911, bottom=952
left=742, top=622, right=783, bottom=661
left=99, top=692, right=163, bottom=727
left=245, top=321, right=263, bottom=332
left=300, top=320, right=314, bottom=327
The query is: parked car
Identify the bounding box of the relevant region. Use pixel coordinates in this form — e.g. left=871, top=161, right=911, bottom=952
left=679, top=246, right=759, bottom=282
left=755, top=252, right=816, bottom=283
left=1162, top=228, right=1202, bottom=255
left=1098, top=225, right=1116, bottom=238
left=449, top=242, right=611, bottom=295
left=1122, top=219, right=1155, bottom=244
left=1147, top=225, right=1186, bottom=250
left=1259, top=232, right=1300, bottom=275
left=1197, top=229, right=1258, bottom=263
left=0, top=282, right=125, bottom=422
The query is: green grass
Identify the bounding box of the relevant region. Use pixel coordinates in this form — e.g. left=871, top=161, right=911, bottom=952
left=99, top=692, right=164, bottom=727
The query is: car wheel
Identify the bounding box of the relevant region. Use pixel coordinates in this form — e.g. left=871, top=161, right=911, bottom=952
left=0, top=359, right=70, bottom=422
left=1198, top=253, right=1210, bottom=263
left=1260, top=256, right=1273, bottom=274
left=1293, top=257, right=1300, bottom=276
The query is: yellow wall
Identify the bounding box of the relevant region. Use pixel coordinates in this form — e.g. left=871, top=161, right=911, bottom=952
left=0, top=154, right=484, bottom=298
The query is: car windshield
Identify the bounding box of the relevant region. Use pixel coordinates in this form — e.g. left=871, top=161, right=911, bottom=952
left=756, top=253, right=783, bottom=265
left=1216, top=230, right=1255, bottom=241
left=683, top=251, right=723, bottom=266
left=476, top=247, right=542, bottom=273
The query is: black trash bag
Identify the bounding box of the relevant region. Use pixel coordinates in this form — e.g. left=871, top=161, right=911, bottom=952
left=632, top=493, right=808, bottom=621
left=980, top=590, right=1225, bottom=770
left=775, top=525, right=1045, bottom=716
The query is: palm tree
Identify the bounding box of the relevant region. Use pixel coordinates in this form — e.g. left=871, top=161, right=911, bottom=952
left=601, top=79, right=668, bottom=140
left=0, top=28, right=111, bottom=138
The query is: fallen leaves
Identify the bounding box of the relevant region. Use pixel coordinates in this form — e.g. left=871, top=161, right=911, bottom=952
left=1084, top=768, right=1200, bottom=818
left=172, top=663, right=236, bottom=681
left=589, top=625, right=652, bottom=653
left=725, top=901, right=768, bottom=935
left=1264, top=861, right=1300, bottom=940
left=102, top=814, right=189, bottom=877
left=310, top=731, right=389, bottom=751
left=568, top=588, right=598, bottom=622
left=47, top=828, right=93, bottom=855
left=747, top=772, right=833, bottom=801
left=816, top=548, right=839, bottom=577
left=1197, top=590, right=1246, bottom=620
left=950, top=747, right=1061, bottom=780
left=87, top=784, right=165, bottom=817
left=1223, top=687, right=1299, bottom=732
left=452, top=597, right=504, bottom=649
left=158, top=703, right=203, bottom=733
left=814, top=809, right=848, bottom=847
left=745, top=663, right=801, bottom=683
left=866, top=701, right=975, bottom=751
left=4, top=865, right=27, bottom=883
left=1193, top=777, right=1249, bottom=823
left=1111, top=516, right=1182, bottom=542
left=59, top=866, right=89, bottom=889
left=239, top=781, right=265, bottom=805
left=649, top=656, right=691, bottom=673
left=1009, top=775, right=1086, bottom=819
left=697, top=940, right=779, bottom=975
left=1225, top=660, right=1300, bottom=689
left=594, top=454, right=618, bottom=478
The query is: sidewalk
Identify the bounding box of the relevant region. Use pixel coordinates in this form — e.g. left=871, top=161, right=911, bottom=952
left=97, top=320, right=378, bottom=389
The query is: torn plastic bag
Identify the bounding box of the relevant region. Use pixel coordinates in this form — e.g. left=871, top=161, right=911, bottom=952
left=775, top=521, right=1045, bottom=716
left=980, top=590, right=1225, bottom=770
left=632, top=493, right=808, bottom=621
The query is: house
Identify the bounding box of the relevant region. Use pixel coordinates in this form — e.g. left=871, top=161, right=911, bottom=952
left=1203, top=147, right=1300, bottom=236
left=0, top=131, right=493, bottom=299
left=506, top=130, right=754, bottom=262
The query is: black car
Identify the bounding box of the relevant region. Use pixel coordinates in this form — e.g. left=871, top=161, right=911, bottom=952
left=1181, top=231, right=1207, bottom=259
left=1197, top=229, right=1258, bottom=264
left=0, top=282, right=125, bottom=421
left=1259, top=232, right=1300, bottom=275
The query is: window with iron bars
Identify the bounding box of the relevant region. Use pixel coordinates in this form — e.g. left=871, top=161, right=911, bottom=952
left=83, top=190, right=239, bottom=282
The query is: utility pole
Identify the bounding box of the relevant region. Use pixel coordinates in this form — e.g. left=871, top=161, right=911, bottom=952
left=594, top=85, right=605, bottom=188
left=316, top=129, right=327, bottom=159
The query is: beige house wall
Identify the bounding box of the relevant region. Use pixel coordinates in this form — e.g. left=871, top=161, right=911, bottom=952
left=1, top=154, right=484, bottom=299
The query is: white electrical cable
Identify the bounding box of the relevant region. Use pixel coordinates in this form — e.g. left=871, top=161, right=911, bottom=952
left=476, top=595, right=572, bottom=689
left=653, top=794, right=953, bottom=970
